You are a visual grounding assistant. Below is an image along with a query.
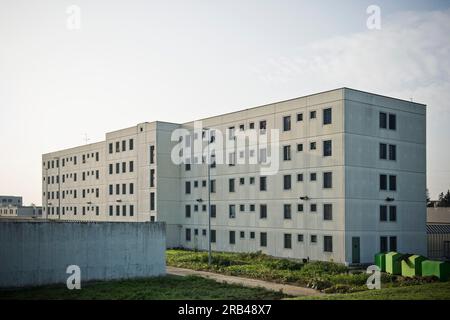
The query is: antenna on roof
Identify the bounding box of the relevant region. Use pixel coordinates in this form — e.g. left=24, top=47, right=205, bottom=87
left=83, top=133, right=90, bottom=145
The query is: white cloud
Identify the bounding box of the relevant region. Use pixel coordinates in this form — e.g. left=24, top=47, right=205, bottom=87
left=254, top=9, right=450, bottom=198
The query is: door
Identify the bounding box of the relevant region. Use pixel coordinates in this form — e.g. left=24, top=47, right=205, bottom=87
left=352, top=237, right=360, bottom=264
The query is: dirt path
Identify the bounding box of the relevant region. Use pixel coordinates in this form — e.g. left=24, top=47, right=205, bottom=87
left=167, top=266, right=322, bottom=297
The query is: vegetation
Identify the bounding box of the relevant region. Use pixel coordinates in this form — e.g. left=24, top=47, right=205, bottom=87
left=295, top=281, right=450, bottom=300
left=0, top=275, right=286, bottom=300
left=167, top=249, right=440, bottom=293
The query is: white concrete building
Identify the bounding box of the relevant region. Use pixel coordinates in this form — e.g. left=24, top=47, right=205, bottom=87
left=42, top=88, right=427, bottom=264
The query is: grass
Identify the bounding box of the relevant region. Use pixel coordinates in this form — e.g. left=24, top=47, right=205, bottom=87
left=167, top=249, right=444, bottom=294
left=0, top=275, right=286, bottom=300
left=294, top=282, right=450, bottom=300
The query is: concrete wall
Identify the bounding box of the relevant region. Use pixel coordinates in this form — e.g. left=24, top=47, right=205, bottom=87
left=0, top=221, right=166, bottom=288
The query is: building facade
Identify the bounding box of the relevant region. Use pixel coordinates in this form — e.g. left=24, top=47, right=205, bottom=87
left=42, top=88, right=427, bottom=264
left=0, top=195, right=42, bottom=218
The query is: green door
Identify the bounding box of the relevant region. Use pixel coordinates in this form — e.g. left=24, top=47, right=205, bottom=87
left=352, top=237, right=360, bottom=264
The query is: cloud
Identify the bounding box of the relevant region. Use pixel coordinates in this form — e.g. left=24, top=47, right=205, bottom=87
left=254, top=9, right=450, bottom=110
left=253, top=8, right=450, bottom=197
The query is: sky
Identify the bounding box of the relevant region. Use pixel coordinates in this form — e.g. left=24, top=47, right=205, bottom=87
left=0, top=0, right=449, bottom=205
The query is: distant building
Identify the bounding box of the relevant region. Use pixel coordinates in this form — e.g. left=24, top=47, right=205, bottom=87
left=427, top=207, right=450, bottom=260
left=0, top=195, right=42, bottom=218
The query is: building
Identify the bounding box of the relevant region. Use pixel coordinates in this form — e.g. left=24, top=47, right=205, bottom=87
left=427, top=207, right=450, bottom=260
left=42, top=88, right=427, bottom=264
left=0, top=195, right=42, bottom=218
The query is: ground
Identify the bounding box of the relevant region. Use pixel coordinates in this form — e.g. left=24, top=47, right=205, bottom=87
left=0, top=275, right=286, bottom=300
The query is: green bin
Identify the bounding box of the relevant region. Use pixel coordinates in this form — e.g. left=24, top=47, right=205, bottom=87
left=421, top=260, right=450, bottom=281
left=374, top=252, right=386, bottom=272
left=401, top=255, right=426, bottom=277
left=385, top=252, right=403, bottom=275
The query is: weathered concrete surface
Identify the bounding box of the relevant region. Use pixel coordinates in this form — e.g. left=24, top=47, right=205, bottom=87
left=0, top=221, right=166, bottom=288
left=167, top=266, right=322, bottom=297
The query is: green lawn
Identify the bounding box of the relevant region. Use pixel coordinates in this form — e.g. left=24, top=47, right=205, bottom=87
left=295, top=282, right=450, bottom=300
left=0, top=275, right=286, bottom=300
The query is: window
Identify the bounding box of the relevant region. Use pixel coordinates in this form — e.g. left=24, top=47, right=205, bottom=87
left=240, top=231, right=245, bottom=239
left=380, top=236, right=388, bottom=252
left=116, top=141, right=120, bottom=152
left=283, top=145, right=291, bottom=161
left=109, top=163, right=113, bottom=175
left=228, top=126, right=235, bottom=140
left=185, top=181, right=191, bottom=194
left=323, top=108, right=332, bottom=125
left=311, top=235, right=317, bottom=243
left=310, top=173, right=317, bottom=181
left=122, top=162, right=126, bottom=173
left=239, top=177, right=245, bottom=185
left=210, top=230, right=216, bottom=243
left=283, top=116, right=291, bottom=131
left=389, top=145, right=396, bottom=161
left=380, top=143, right=387, bottom=159
left=260, top=204, right=267, bottom=219
left=260, top=176, right=267, bottom=191
left=310, top=142, right=316, bottom=150
left=389, top=206, right=397, bottom=221
left=389, top=114, right=396, bottom=130
left=379, top=112, right=387, bottom=129
left=323, top=204, right=332, bottom=220
left=297, top=113, right=303, bottom=122
left=129, top=183, right=134, bottom=194
left=229, top=231, right=236, bottom=244
left=323, top=172, right=332, bottom=188
left=130, top=205, right=134, bottom=216
left=185, top=163, right=191, bottom=171
left=122, top=140, right=126, bottom=152
left=96, top=152, right=99, bottom=161
left=210, top=204, right=216, bottom=218
left=380, top=205, right=387, bottom=221
left=250, top=232, right=255, bottom=239
left=150, top=145, right=155, bottom=164
left=116, top=163, right=120, bottom=174
left=109, top=205, right=113, bottom=216
left=297, top=234, right=304, bottom=242
left=283, top=204, right=291, bottom=219
left=129, top=139, right=134, bottom=150
left=389, top=236, right=397, bottom=251
left=323, top=140, right=332, bottom=157
left=260, top=232, right=267, bottom=247
left=185, top=205, right=191, bottom=218
left=229, top=205, right=236, bottom=218
left=389, top=175, right=397, bottom=191
left=324, top=236, right=333, bottom=252
left=122, top=205, right=127, bottom=216
left=150, top=169, right=155, bottom=187
left=380, top=174, right=387, bottom=190
left=210, top=180, right=216, bottom=193
left=250, top=204, right=255, bottom=212
left=229, top=178, right=235, bottom=192
left=239, top=204, right=245, bottom=212
left=129, top=161, right=134, bottom=172
left=297, top=143, right=303, bottom=152
left=284, top=234, right=292, bottom=249
left=239, top=124, right=245, bottom=131
left=96, top=170, right=99, bottom=179
left=310, top=110, right=316, bottom=119
left=283, top=175, right=291, bottom=190
left=297, top=173, right=303, bottom=182
left=116, top=205, right=120, bottom=216
left=150, top=192, right=155, bottom=211
left=259, top=120, right=266, bottom=133
left=109, top=143, right=113, bottom=154
left=297, top=204, right=304, bottom=212
left=310, top=204, right=317, bottom=212
left=185, top=228, right=191, bottom=241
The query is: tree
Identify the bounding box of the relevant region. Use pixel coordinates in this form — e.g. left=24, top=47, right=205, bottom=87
left=437, top=190, right=450, bottom=207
